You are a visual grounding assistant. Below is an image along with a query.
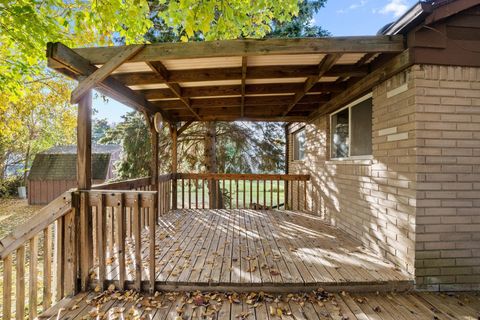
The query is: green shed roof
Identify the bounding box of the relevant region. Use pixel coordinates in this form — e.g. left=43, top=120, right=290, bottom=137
left=28, top=145, right=120, bottom=181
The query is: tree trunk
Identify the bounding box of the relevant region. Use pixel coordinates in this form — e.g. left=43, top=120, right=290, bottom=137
left=204, top=122, right=223, bottom=208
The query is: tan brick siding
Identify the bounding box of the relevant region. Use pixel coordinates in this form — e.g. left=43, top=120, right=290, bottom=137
left=288, top=70, right=417, bottom=276
left=288, top=64, right=480, bottom=291
left=414, top=65, right=480, bottom=291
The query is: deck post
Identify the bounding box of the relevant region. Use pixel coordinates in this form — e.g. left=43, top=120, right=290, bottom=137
left=77, top=89, right=92, bottom=292
left=170, top=124, right=178, bottom=210
left=284, top=124, right=289, bottom=209
left=148, top=117, right=159, bottom=220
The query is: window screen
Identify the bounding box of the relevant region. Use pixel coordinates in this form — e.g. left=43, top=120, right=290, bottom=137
left=330, top=96, right=372, bottom=159
left=293, top=129, right=305, bottom=160
left=350, top=99, right=372, bottom=156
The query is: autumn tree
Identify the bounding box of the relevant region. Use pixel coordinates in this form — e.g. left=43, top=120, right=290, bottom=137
left=1, top=0, right=302, bottom=193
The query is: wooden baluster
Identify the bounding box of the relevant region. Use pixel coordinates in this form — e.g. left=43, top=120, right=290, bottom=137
left=97, top=194, right=106, bottom=291
left=202, top=179, right=205, bottom=209
left=270, top=180, right=273, bottom=208
left=109, top=208, right=114, bottom=254
left=235, top=180, right=239, bottom=209
left=304, top=180, right=307, bottom=211
left=188, top=179, right=191, bottom=209
left=229, top=179, right=232, bottom=209
left=195, top=178, right=198, bottom=209
left=284, top=180, right=288, bottom=210
left=133, top=193, right=142, bottom=291
left=159, top=182, right=163, bottom=214
left=290, top=181, right=294, bottom=211
left=3, top=254, right=12, bottom=320
left=181, top=178, right=185, bottom=209
left=216, top=180, right=221, bottom=209
left=222, top=180, right=225, bottom=209
left=297, top=180, right=300, bottom=211
left=277, top=180, right=280, bottom=209
left=29, top=236, right=38, bottom=320
left=55, top=217, right=64, bottom=300
left=149, top=194, right=156, bottom=293
left=43, top=227, right=52, bottom=310
left=249, top=180, right=253, bottom=208
left=256, top=180, right=259, bottom=206
left=242, top=180, right=246, bottom=209
left=16, top=245, right=25, bottom=320
left=79, top=191, right=91, bottom=292
left=117, top=195, right=126, bottom=290
left=263, top=180, right=266, bottom=207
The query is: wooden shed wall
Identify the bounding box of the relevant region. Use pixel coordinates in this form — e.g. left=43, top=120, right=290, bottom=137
left=27, top=179, right=104, bottom=205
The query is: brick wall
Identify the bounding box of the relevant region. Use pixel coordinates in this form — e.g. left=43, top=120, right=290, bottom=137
left=414, top=65, right=480, bottom=291
left=288, top=69, right=417, bottom=276
left=289, top=64, right=480, bottom=290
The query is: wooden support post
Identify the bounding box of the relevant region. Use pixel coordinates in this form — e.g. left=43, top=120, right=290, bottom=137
left=284, top=125, right=289, bottom=209
left=170, top=124, right=178, bottom=210
left=77, top=89, right=92, bottom=292
left=148, top=116, right=159, bottom=220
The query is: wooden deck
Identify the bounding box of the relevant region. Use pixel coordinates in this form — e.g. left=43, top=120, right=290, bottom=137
left=43, top=290, right=480, bottom=320
left=94, top=209, right=412, bottom=292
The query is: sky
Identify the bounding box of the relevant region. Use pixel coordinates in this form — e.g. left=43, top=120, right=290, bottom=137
left=93, top=0, right=417, bottom=124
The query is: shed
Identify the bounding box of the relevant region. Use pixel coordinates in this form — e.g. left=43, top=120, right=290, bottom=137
left=27, top=144, right=121, bottom=204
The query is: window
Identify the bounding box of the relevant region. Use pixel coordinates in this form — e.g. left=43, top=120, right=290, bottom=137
left=293, top=128, right=305, bottom=161
left=330, top=94, right=372, bottom=159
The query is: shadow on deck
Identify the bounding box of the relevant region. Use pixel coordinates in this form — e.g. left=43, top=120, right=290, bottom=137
left=91, top=209, right=413, bottom=293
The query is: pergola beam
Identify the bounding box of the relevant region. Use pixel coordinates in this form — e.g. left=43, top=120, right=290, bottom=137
left=55, top=36, right=405, bottom=64
left=70, top=45, right=144, bottom=103
left=47, top=42, right=172, bottom=122
left=282, top=53, right=341, bottom=117
left=240, top=56, right=247, bottom=117
left=147, top=61, right=201, bottom=120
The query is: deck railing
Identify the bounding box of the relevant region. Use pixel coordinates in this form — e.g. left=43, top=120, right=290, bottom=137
left=0, top=191, right=75, bottom=320
left=173, top=173, right=310, bottom=211
left=84, top=189, right=157, bottom=293
left=0, top=172, right=310, bottom=318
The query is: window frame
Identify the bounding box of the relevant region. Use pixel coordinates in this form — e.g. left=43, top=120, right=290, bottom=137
left=292, top=127, right=306, bottom=161
left=329, top=93, right=373, bottom=160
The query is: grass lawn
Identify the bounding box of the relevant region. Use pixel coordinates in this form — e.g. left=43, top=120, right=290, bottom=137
left=175, top=179, right=287, bottom=208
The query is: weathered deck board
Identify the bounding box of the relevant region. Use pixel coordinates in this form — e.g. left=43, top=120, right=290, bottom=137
left=46, top=291, right=480, bottom=320
left=92, top=209, right=413, bottom=292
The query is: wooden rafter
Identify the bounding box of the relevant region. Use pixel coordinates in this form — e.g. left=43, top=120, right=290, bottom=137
left=113, top=65, right=368, bottom=85
left=147, top=61, right=201, bottom=120
left=53, top=36, right=405, bottom=65
left=70, top=45, right=144, bottom=103
left=282, top=53, right=341, bottom=117
left=240, top=56, right=247, bottom=117
left=141, top=83, right=347, bottom=100
left=309, top=49, right=413, bottom=119
left=47, top=42, right=172, bottom=122
left=177, top=120, right=194, bottom=137
left=152, top=94, right=330, bottom=110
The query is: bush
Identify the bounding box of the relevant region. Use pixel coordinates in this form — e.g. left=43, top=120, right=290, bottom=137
left=0, top=176, right=23, bottom=198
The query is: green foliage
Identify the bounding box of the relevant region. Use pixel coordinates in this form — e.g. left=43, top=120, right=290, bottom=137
left=100, top=112, right=154, bottom=179
left=153, top=0, right=300, bottom=41
left=267, top=0, right=330, bottom=37
left=92, top=118, right=112, bottom=144
left=0, top=175, right=23, bottom=197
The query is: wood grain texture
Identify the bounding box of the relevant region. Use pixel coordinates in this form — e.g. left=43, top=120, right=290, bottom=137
left=88, top=209, right=413, bottom=293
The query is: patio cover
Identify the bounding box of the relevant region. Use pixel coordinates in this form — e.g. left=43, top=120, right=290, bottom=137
left=47, top=36, right=411, bottom=123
